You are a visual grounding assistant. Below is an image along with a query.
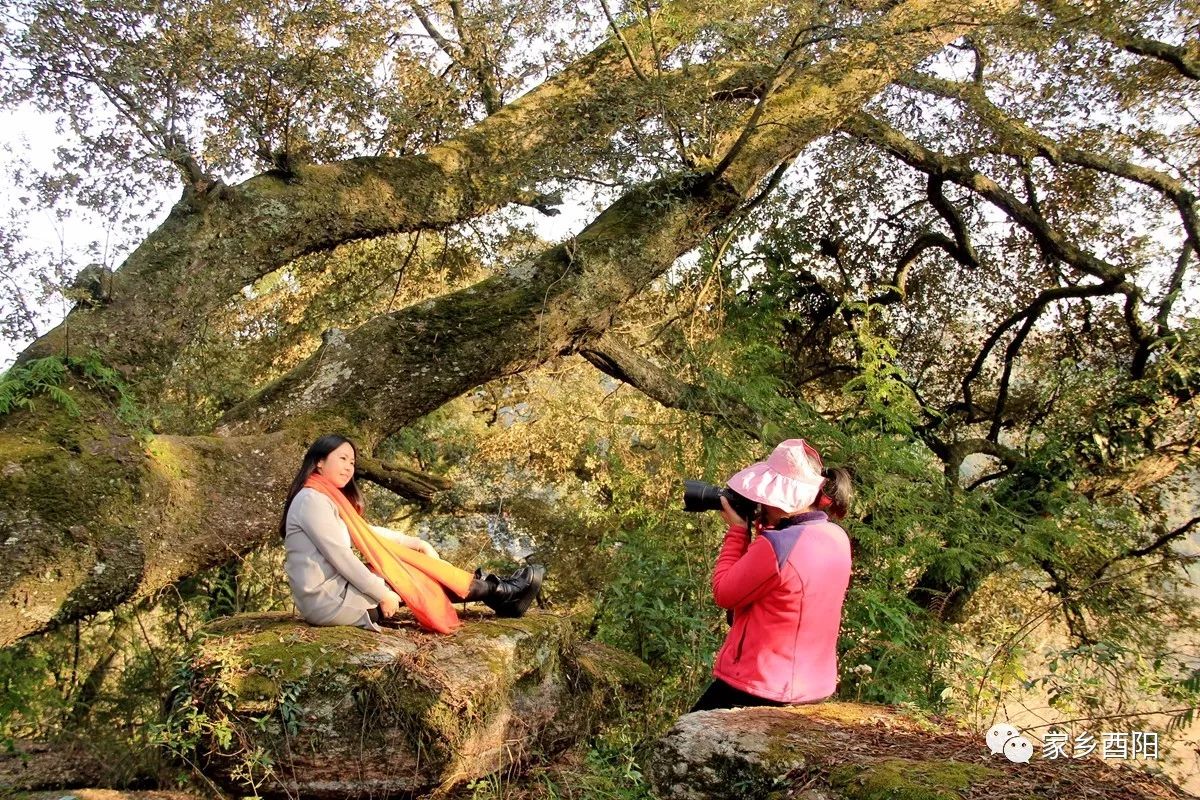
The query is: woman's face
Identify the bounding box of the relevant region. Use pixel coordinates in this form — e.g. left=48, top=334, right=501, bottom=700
left=316, top=442, right=356, bottom=488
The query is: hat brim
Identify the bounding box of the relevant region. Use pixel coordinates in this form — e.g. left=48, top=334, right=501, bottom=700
left=727, top=462, right=823, bottom=514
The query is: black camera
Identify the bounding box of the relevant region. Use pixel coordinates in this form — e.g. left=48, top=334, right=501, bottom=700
left=682, top=480, right=758, bottom=521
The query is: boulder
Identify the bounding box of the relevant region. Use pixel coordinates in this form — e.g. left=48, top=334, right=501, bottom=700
left=648, top=702, right=1192, bottom=800
left=180, top=609, right=650, bottom=798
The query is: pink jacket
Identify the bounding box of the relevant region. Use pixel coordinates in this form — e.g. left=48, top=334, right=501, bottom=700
left=711, top=512, right=851, bottom=703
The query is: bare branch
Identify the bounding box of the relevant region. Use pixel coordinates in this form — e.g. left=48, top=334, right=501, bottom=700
left=958, top=280, right=1122, bottom=422
left=409, top=2, right=460, bottom=59
left=1152, top=244, right=1193, bottom=340
left=447, top=0, right=503, bottom=114
left=988, top=304, right=1038, bottom=440
left=840, top=111, right=1168, bottom=411
left=20, top=0, right=773, bottom=382
left=1092, top=516, right=1200, bottom=582
left=598, top=0, right=650, bottom=82
left=1033, top=0, right=1200, bottom=80
left=926, top=175, right=979, bottom=267
left=842, top=112, right=1127, bottom=283
left=899, top=72, right=1200, bottom=256
left=875, top=174, right=981, bottom=303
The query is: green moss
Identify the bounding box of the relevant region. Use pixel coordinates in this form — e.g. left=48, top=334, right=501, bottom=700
left=175, top=610, right=655, bottom=797
left=830, top=758, right=1001, bottom=800
left=200, top=613, right=381, bottom=684
left=145, top=436, right=189, bottom=480
left=0, top=406, right=150, bottom=632
left=570, top=641, right=653, bottom=688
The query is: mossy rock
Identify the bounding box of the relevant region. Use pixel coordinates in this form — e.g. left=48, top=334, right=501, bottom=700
left=648, top=703, right=1193, bottom=800
left=829, top=758, right=999, bottom=800
left=184, top=609, right=649, bottom=798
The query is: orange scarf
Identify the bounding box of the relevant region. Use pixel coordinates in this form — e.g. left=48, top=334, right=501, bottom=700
left=304, top=473, right=474, bottom=633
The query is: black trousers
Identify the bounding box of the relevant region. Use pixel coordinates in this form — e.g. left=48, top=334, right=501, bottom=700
left=690, top=678, right=786, bottom=712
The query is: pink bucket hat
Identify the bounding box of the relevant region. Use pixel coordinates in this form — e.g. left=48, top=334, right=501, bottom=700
left=726, top=439, right=826, bottom=514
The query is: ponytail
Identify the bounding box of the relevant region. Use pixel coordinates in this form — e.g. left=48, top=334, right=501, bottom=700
left=816, top=467, right=853, bottom=521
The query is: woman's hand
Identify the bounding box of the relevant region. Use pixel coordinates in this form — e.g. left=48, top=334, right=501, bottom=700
left=379, top=590, right=402, bottom=618
left=720, top=496, right=746, bottom=528
left=403, top=534, right=441, bottom=561
left=407, top=537, right=441, bottom=560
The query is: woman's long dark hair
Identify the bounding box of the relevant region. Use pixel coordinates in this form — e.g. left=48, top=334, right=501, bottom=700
left=279, top=434, right=365, bottom=539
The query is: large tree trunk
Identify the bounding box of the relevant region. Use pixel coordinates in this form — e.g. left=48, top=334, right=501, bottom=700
left=0, top=0, right=1016, bottom=647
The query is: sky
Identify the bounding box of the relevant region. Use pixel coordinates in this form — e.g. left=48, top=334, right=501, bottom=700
left=0, top=106, right=162, bottom=370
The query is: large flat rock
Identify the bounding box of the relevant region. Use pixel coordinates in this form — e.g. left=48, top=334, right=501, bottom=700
left=649, top=702, right=1193, bottom=800
left=181, top=609, right=649, bottom=798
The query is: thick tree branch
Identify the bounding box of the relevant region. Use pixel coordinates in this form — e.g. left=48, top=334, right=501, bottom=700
left=1158, top=244, right=1193, bottom=336
left=926, top=175, right=979, bottom=267
left=842, top=112, right=1130, bottom=284
left=840, top=111, right=1166, bottom=411
left=899, top=71, right=1200, bottom=257
left=873, top=175, right=979, bottom=305
left=1033, top=0, right=1200, bottom=80
left=220, top=0, right=1019, bottom=437
left=577, top=333, right=764, bottom=440
left=921, top=429, right=1022, bottom=488
left=958, top=280, right=1123, bottom=423
left=874, top=232, right=952, bottom=304
left=355, top=455, right=454, bottom=506
left=0, top=424, right=314, bottom=646
left=987, top=308, right=1038, bottom=440
left=1115, top=34, right=1200, bottom=80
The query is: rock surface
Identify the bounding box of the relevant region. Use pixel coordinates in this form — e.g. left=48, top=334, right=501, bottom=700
left=0, top=740, right=113, bottom=792
left=182, top=609, right=650, bottom=798
left=649, top=702, right=1193, bottom=800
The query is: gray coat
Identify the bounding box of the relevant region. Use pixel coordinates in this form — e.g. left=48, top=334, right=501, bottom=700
left=284, top=487, right=388, bottom=631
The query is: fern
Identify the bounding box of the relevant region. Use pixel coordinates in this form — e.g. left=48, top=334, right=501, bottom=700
left=0, top=356, right=76, bottom=417
left=1166, top=707, right=1195, bottom=734
left=43, top=385, right=80, bottom=417
left=0, top=352, right=143, bottom=426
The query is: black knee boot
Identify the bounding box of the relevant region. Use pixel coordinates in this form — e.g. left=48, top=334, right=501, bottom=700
left=462, top=565, right=545, bottom=618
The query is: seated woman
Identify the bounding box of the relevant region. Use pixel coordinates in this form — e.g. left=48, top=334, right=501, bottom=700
left=280, top=434, right=543, bottom=634
left=692, top=438, right=853, bottom=711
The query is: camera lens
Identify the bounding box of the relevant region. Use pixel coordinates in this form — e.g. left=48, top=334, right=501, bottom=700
left=682, top=480, right=724, bottom=512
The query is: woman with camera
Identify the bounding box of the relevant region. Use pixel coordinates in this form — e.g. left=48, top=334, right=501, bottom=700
left=692, top=438, right=853, bottom=711
left=280, top=434, right=544, bottom=634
